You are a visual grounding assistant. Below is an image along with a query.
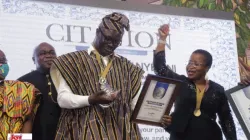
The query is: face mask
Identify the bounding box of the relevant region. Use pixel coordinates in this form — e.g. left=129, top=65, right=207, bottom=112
left=0, top=64, right=9, bottom=78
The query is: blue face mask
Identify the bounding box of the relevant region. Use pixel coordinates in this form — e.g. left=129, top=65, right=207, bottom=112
left=0, top=64, right=9, bottom=78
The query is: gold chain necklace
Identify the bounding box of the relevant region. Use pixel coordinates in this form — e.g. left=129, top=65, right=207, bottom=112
left=46, top=74, right=57, bottom=103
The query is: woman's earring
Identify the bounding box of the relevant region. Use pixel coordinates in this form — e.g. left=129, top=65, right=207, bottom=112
left=205, top=74, right=209, bottom=80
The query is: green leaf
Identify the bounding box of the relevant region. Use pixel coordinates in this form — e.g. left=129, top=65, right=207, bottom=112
left=187, top=1, right=196, bottom=8
left=239, top=14, right=250, bottom=30
left=237, top=23, right=250, bottom=40
left=203, top=0, right=209, bottom=7
left=208, top=2, right=216, bottom=10
left=222, top=0, right=230, bottom=10
left=193, top=3, right=198, bottom=8
left=227, top=0, right=233, bottom=9
left=163, top=0, right=171, bottom=5
left=217, top=5, right=223, bottom=10
left=244, top=11, right=250, bottom=22
left=237, top=37, right=248, bottom=57
left=170, top=0, right=177, bottom=6
left=239, top=5, right=248, bottom=11
left=176, top=0, right=182, bottom=6
left=198, top=0, right=205, bottom=8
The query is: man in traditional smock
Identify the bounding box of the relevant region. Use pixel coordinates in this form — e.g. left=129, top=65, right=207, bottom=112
left=50, top=12, right=144, bottom=140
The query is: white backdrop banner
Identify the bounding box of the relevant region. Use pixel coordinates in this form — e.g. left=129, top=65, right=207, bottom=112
left=0, top=0, right=246, bottom=139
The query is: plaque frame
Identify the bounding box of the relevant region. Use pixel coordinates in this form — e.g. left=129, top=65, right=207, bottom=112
left=225, top=85, right=250, bottom=139
left=131, top=74, right=182, bottom=126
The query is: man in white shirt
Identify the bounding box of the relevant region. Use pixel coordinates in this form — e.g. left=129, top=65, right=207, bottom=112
left=50, top=12, right=144, bottom=140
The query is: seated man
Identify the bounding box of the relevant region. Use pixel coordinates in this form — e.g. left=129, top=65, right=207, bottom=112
left=0, top=49, right=40, bottom=140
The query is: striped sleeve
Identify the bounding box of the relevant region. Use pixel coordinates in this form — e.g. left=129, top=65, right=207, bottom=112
left=52, top=51, right=82, bottom=96
left=128, top=62, right=144, bottom=98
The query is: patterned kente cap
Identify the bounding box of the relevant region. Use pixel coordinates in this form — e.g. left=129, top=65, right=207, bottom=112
left=99, top=12, right=130, bottom=34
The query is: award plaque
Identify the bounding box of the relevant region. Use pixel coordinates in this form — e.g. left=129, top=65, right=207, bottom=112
left=225, top=85, right=250, bottom=139
left=131, top=74, right=182, bottom=126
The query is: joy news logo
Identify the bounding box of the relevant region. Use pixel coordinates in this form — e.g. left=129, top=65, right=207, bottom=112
left=7, top=133, right=32, bottom=140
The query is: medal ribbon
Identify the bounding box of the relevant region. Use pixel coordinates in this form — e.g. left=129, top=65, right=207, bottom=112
left=93, top=50, right=114, bottom=83
left=194, top=80, right=209, bottom=116
left=194, top=87, right=205, bottom=113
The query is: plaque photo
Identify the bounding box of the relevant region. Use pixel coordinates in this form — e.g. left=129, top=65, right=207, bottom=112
left=226, top=85, right=250, bottom=140
left=131, top=74, right=182, bottom=126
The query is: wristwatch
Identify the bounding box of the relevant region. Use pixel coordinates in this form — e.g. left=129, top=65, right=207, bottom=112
left=158, top=39, right=166, bottom=44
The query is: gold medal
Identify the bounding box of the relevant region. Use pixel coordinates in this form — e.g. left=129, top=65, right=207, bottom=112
left=193, top=83, right=207, bottom=117
left=194, top=109, right=201, bottom=117
left=99, top=77, right=107, bottom=84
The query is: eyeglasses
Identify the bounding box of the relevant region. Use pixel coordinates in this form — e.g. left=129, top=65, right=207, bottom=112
left=187, top=61, right=204, bottom=67
left=99, top=28, right=122, bottom=46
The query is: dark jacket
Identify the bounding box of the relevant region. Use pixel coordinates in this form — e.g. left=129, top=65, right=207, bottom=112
left=18, top=70, right=61, bottom=140
left=153, top=50, right=237, bottom=140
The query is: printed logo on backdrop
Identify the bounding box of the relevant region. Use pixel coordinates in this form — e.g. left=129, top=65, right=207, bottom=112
left=46, top=23, right=174, bottom=80
left=46, top=23, right=171, bottom=50
left=7, top=133, right=32, bottom=140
